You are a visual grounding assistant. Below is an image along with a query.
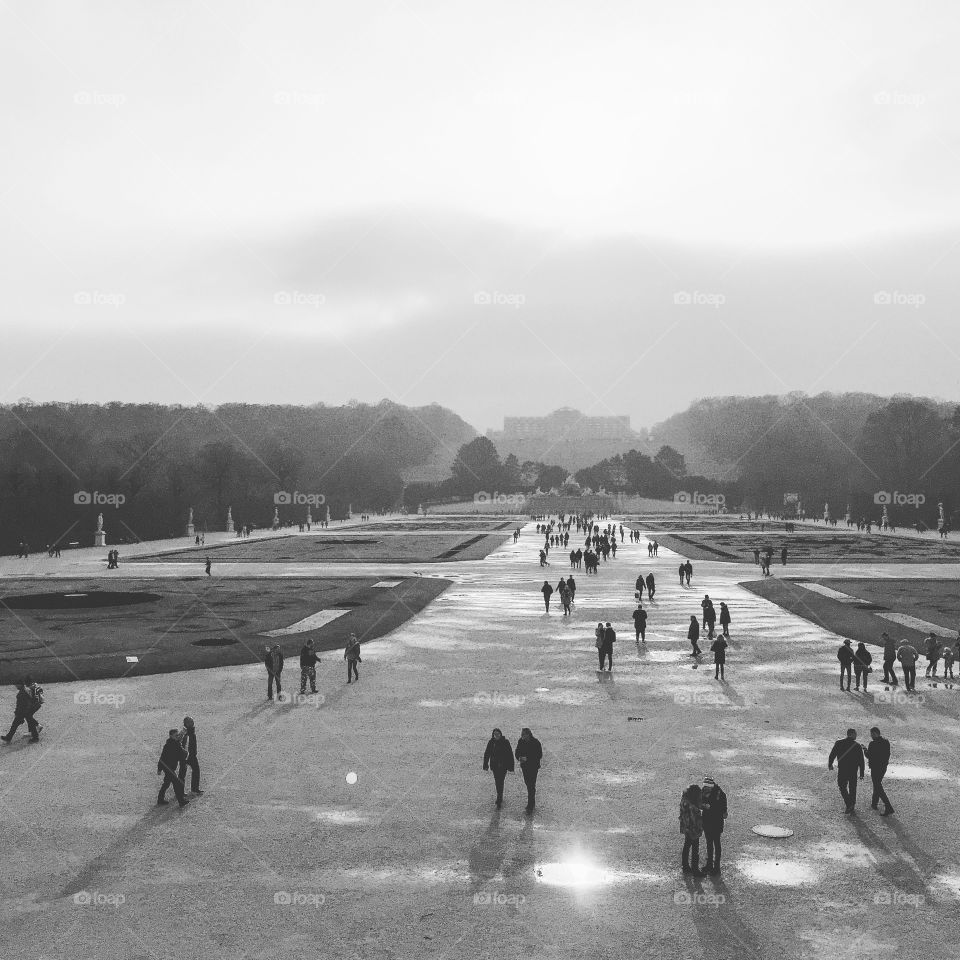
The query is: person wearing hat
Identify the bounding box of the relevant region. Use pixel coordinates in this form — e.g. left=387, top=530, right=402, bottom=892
left=157, top=729, right=190, bottom=807
left=700, top=777, right=728, bottom=874
left=482, top=728, right=514, bottom=809
left=837, top=639, right=855, bottom=691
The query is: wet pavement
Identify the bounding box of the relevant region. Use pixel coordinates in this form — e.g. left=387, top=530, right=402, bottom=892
left=1, top=518, right=958, bottom=960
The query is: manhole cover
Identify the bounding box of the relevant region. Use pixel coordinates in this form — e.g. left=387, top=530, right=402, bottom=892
left=752, top=825, right=794, bottom=838
left=191, top=637, right=239, bottom=647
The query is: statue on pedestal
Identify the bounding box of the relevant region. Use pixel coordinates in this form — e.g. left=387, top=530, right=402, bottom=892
left=186, top=506, right=195, bottom=538
left=272, top=506, right=280, bottom=530
left=881, top=504, right=889, bottom=529
left=94, top=512, right=106, bottom=547
left=845, top=503, right=851, bottom=525
left=226, top=506, right=235, bottom=533
left=417, top=503, right=424, bottom=515
left=306, top=507, right=312, bottom=527
left=823, top=502, right=830, bottom=523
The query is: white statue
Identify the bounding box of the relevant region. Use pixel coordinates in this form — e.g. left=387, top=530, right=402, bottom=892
left=96, top=513, right=104, bottom=532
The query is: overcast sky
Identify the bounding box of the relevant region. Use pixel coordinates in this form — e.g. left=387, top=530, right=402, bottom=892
left=2, top=0, right=960, bottom=432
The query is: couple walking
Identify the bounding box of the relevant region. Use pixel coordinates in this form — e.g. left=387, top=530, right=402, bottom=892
left=482, top=727, right=542, bottom=812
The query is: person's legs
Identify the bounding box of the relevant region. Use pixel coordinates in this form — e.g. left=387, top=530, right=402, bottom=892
left=3, top=712, right=26, bottom=741
left=188, top=756, right=201, bottom=793
left=523, top=766, right=538, bottom=809
left=267, top=674, right=274, bottom=699
left=493, top=769, right=506, bottom=805
left=300, top=667, right=309, bottom=694
left=598, top=649, right=605, bottom=670
left=854, top=666, right=862, bottom=690
left=719, top=663, right=725, bottom=680
left=838, top=774, right=852, bottom=809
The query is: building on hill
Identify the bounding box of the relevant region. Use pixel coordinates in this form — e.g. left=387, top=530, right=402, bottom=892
left=486, top=408, right=650, bottom=471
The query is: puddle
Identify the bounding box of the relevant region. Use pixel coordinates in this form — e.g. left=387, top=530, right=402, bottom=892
left=534, top=860, right=658, bottom=888
left=885, top=764, right=951, bottom=781
left=737, top=858, right=815, bottom=885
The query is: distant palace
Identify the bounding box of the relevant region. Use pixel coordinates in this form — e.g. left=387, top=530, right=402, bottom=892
left=486, top=408, right=648, bottom=470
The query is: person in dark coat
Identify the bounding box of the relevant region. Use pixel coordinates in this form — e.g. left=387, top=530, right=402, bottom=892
left=541, top=580, right=553, bottom=612
left=688, top=616, right=701, bottom=656
left=837, top=639, right=855, bottom=691
left=300, top=639, right=320, bottom=694
left=645, top=572, right=655, bottom=600
left=264, top=644, right=284, bottom=700
left=635, top=574, right=645, bottom=600
left=599, top=621, right=616, bottom=671
left=515, top=727, right=542, bottom=813
left=828, top=727, right=864, bottom=814
left=852, top=642, right=872, bottom=691
left=157, top=729, right=190, bottom=807
left=678, top=561, right=686, bottom=586
left=718, top=602, right=731, bottom=638
left=710, top=635, right=727, bottom=680
left=482, top=728, right=514, bottom=808
left=700, top=777, right=728, bottom=874
left=632, top=604, right=648, bottom=642
left=1, top=679, right=43, bottom=743
left=176, top=716, right=202, bottom=795
left=679, top=784, right=704, bottom=875
left=866, top=726, right=894, bottom=815
left=566, top=575, right=576, bottom=603
left=683, top=560, right=693, bottom=586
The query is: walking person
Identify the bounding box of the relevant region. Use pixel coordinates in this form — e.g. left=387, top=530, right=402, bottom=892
left=632, top=604, right=648, bottom=643
left=482, top=728, right=514, bottom=809
left=157, top=729, right=190, bottom=807
left=701, top=777, right=728, bottom=875
left=344, top=633, right=361, bottom=683
left=679, top=784, right=705, bottom=875
left=718, top=602, right=731, bottom=638
left=515, top=727, right=542, bottom=813
left=176, top=716, right=203, bottom=796
left=1, top=678, right=44, bottom=743
left=635, top=574, right=645, bottom=601
left=598, top=621, right=616, bottom=671
left=853, top=642, right=872, bottom=691
left=942, top=642, right=955, bottom=679
left=837, top=639, right=854, bottom=692
left=924, top=633, right=941, bottom=677
left=541, top=580, right=553, bottom=613
left=684, top=560, right=693, bottom=586
left=897, top=640, right=919, bottom=691
left=865, top=727, right=894, bottom=816
left=828, top=727, right=864, bottom=814
left=300, top=638, right=319, bottom=694
left=560, top=582, right=572, bottom=616
left=264, top=644, right=284, bottom=700
left=702, top=597, right=716, bottom=640
left=646, top=572, right=655, bottom=601
left=881, top=632, right=899, bottom=685
left=566, top=575, right=576, bottom=604
left=710, top=633, right=728, bottom=680
left=205, top=557, right=211, bottom=576
left=687, top=616, right=701, bottom=657
left=678, top=561, right=686, bottom=586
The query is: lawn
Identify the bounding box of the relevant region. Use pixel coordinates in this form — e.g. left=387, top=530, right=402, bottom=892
left=0, top=576, right=450, bottom=682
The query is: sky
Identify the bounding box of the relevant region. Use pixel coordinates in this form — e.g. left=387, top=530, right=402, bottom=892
left=2, top=0, right=960, bottom=432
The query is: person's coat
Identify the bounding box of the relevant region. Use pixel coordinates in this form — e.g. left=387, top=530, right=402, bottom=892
left=688, top=619, right=700, bottom=641
left=679, top=791, right=703, bottom=838
left=701, top=785, right=728, bottom=834
left=515, top=736, right=542, bottom=770
left=264, top=649, right=284, bottom=675
left=158, top=738, right=187, bottom=776
left=710, top=638, right=727, bottom=663
left=483, top=737, right=515, bottom=773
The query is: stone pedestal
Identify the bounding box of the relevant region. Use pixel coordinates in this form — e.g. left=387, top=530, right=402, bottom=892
left=186, top=523, right=195, bottom=538
left=94, top=530, right=107, bottom=547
